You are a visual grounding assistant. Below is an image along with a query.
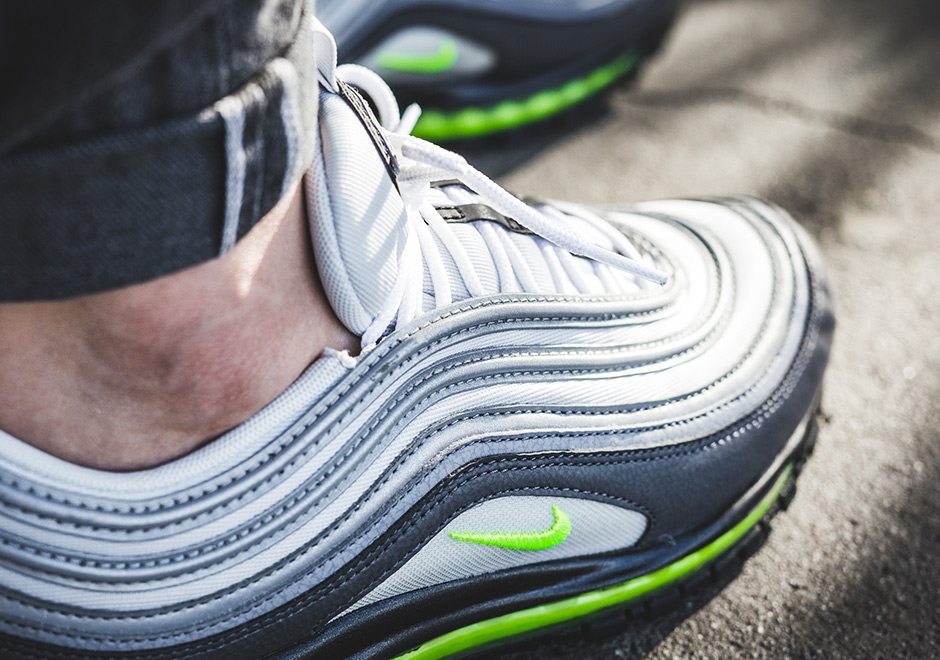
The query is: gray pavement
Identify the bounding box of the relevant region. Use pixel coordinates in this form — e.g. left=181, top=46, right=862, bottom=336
left=462, top=0, right=940, bottom=657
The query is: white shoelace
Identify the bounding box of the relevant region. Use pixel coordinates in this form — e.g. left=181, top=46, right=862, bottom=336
left=332, top=64, right=669, bottom=348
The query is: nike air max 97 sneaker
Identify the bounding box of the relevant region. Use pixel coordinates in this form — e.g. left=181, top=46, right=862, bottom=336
left=0, top=21, right=832, bottom=660
left=318, top=0, right=678, bottom=140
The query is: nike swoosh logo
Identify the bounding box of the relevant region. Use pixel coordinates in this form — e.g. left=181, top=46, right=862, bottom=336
left=376, top=39, right=459, bottom=74
left=449, top=504, right=572, bottom=550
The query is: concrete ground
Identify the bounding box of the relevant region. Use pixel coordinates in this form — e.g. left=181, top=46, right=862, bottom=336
left=461, top=0, right=940, bottom=657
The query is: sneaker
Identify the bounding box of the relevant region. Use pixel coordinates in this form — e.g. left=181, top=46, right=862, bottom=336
left=0, top=20, right=832, bottom=660
left=318, top=0, right=678, bottom=140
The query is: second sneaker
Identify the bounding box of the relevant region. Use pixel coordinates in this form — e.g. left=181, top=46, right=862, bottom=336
left=318, top=0, right=678, bottom=140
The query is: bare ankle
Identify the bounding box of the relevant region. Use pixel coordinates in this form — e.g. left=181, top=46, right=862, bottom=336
left=0, top=186, right=357, bottom=470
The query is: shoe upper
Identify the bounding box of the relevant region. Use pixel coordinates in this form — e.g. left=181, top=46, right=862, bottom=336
left=0, top=20, right=832, bottom=659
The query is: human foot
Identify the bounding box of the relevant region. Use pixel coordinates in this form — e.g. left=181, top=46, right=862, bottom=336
left=0, top=184, right=357, bottom=470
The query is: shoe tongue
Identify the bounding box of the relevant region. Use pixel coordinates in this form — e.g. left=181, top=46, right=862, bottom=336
left=306, top=90, right=624, bottom=338
left=307, top=86, right=409, bottom=335
left=305, top=14, right=639, bottom=339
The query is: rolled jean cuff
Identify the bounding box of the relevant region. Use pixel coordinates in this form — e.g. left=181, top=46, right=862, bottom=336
left=0, top=11, right=317, bottom=302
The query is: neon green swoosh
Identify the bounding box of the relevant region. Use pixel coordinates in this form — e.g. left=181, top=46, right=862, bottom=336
left=398, top=465, right=794, bottom=659
left=449, top=504, right=571, bottom=551
left=377, top=39, right=459, bottom=74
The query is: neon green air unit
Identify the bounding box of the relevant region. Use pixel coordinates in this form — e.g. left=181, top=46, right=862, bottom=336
left=413, top=51, right=639, bottom=140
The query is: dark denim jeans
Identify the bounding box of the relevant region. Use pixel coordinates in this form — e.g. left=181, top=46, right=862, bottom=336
left=0, top=0, right=316, bottom=300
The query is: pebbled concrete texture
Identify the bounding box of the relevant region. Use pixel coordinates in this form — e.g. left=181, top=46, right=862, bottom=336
left=462, top=0, right=940, bottom=657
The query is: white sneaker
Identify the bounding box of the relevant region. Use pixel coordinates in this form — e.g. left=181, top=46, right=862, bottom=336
left=0, top=20, right=833, bottom=660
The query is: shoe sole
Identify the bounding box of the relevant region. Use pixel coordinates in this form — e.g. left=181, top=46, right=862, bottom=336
left=410, top=19, right=674, bottom=141
left=390, top=403, right=821, bottom=659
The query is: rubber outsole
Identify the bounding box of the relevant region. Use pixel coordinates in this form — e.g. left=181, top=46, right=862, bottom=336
left=393, top=410, right=821, bottom=659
